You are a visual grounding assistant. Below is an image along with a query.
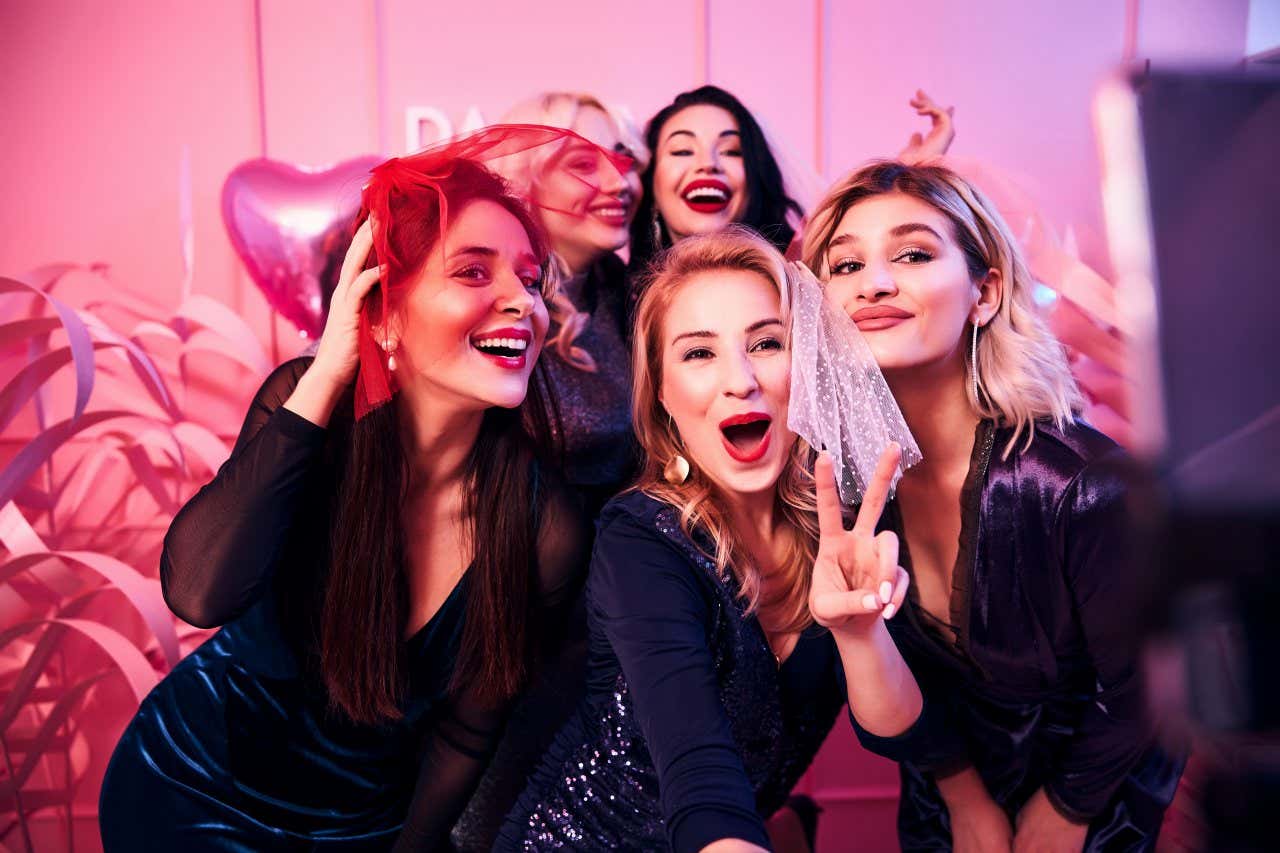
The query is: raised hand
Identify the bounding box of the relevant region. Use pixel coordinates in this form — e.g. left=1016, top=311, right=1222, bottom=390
left=898, top=89, right=956, bottom=165
left=285, top=220, right=385, bottom=427
left=809, top=443, right=910, bottom=636
left=310, top=219, right=386, bottom=390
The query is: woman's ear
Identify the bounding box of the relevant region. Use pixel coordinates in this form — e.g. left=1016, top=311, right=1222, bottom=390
left=973, top=267, right=1002, bottom=326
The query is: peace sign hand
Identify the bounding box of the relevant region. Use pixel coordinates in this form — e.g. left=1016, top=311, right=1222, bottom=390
left=809, top=444, right=910, bottom=636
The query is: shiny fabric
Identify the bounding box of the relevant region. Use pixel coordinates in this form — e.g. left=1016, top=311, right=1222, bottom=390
left=852, top=419, right=1186, bottom=851
left=496, top=492, right=846, bottom=852
left=541, top=252, right=638, bottom=513
left=100, top=583, right=465, bottom=851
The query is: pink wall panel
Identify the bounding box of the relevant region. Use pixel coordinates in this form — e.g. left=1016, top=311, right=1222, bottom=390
left=0, top=1, right=260, bottom=315
left=708, top=0, right=820, bottom=203
left=381, top=0, right=706, bottom=154
left=825, top=0, right=1129, bottom=261
left=258, top=0, right=381, bottom=163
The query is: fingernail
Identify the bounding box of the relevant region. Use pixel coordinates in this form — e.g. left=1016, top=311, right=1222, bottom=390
left=880, top=581, right=893, bottom=604
left=861, top=593, right=879, bottom=611
left=883, top=603, right=897, bottom=620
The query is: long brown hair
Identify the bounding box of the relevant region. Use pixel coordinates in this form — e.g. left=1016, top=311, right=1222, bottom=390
left=322, top=159, right=558, bottom=724
left=631, top=227, right=817, bottom=634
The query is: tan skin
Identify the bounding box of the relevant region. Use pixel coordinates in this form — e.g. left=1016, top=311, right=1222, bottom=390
left=822, top=193, right=1088, bottom=853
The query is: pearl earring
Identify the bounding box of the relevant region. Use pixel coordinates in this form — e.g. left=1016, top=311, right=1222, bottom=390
left=382, top=338, right=397, bottom=372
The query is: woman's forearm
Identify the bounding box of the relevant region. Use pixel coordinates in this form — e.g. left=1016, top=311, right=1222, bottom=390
left=833, top=620, right=923, bottom=737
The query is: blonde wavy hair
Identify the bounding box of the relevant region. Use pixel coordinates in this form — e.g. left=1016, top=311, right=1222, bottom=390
left=499, top=92, right=649, bottom=372
left=802, top=161, right=1083, bottom=456
left=632, top=227, right=818, bottom=634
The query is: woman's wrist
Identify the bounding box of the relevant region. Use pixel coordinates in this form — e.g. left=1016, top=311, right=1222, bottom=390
left=283, top=366, right=345, bottom=427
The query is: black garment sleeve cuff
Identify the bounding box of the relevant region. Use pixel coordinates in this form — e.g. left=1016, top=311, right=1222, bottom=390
left=670, top=808, right=771, bottom=853
left=270, top=405, right=328, bottom=445
left=1043, top=781, right=1099, bottom=826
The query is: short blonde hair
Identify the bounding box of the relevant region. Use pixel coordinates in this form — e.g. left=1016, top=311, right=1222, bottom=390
left=802, top=161, right=1083, bottom=455
left=500, top=93, right=649, bottom=372
left=632, top=227, right=817, bottom=634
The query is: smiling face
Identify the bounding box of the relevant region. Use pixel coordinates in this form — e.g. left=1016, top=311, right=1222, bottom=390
left=821, top=192, right=996, bottom=376
left=533, top=106, right=641, bottom=272
left=391, top=199, right=550, bottom=411
left=658, top=268, right=792, bottom=497
left=652, top=104, right=748, bottom=241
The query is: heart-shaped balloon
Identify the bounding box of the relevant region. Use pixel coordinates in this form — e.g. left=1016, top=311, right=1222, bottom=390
left=221, top=155, right=381, bottom=338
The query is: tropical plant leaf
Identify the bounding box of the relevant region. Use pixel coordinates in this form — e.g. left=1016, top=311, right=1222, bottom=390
left=0, top=278, right=95, bottom=425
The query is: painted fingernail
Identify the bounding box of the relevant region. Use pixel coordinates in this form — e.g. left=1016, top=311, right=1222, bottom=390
left=883, top=603, right=897, bottom=620
left=861, top=593, right=879, bottom=611
left=880, top=581, right=893, bottom=603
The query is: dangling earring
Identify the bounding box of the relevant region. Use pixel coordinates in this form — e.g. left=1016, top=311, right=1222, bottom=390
left=664, top=454, right=690, bottom=485
left=651, top=207, right=665, bottom=249
left=969, top=321, right=981, bottom=402
left=663, top=414, right=690, bottom=484
left=382, top=338, right=398, bottom=372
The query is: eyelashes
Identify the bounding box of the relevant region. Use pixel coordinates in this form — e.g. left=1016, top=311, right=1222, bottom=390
left=679, top=336, right=784, bottom=362
left=829, top=247, right=935, bottom=275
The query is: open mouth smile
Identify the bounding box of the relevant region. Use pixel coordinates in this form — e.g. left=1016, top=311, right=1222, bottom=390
left=471, top=327, right=531, bottom=370
left=681, top=179, right=732, bottom=214
left=718, top=411, right=772, bottom=463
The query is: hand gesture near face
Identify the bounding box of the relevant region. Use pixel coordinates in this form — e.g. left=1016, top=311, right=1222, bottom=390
left=899, top=89, right=956, bottom=165
left=310, top=219, right=386, bottom=392
left=809, top=443, right=910, bottom=636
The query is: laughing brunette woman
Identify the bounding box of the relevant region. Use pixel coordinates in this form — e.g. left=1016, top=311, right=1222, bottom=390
left=99, top=127, right=592, bottom=852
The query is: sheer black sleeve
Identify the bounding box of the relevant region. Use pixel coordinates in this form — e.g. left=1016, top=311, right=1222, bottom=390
left=159, top=357, right=326, bottom=628
left=393, top=472, right=591, bottom=852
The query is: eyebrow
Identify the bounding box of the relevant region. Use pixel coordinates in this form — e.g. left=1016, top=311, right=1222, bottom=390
left=669, top=317, right=782, bottom=346
left=827, top=222, right=945, bottom=253
left=663, top=128, right=742, bottom=144
left=450, top=246, right=540, bottom=268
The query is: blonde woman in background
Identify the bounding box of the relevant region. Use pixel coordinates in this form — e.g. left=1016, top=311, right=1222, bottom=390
left=802, top=161, right=1185, bottom=852
left=497, top=92, right=650, bottom=513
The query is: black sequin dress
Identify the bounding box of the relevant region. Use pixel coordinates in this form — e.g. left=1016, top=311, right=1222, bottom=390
left=851, top=420, right=1186, bottom=852
left=495, top=491, right=846, bottom=852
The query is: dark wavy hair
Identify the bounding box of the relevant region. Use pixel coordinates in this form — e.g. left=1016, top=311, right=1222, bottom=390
left=628, top=85, right=803, bottom=269
left=322, top=158, right=560, bottom=724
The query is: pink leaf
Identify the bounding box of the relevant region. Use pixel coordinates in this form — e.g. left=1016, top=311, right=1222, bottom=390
left=0, top=618, right=158, bottom=703
left=0, top=410, right=142, bottom=510
left=0, top=277, right=96, bottom=424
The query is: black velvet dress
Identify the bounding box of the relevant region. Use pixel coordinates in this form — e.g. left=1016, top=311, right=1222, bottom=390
left=495, top=491, right=847, bottom=852
left=98, top=358, right=586, bottom=852
left=852, top=419, right=1186, bottom=852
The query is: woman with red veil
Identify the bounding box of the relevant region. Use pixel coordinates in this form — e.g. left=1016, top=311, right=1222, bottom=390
left=98, top=127, right=598, bottom=851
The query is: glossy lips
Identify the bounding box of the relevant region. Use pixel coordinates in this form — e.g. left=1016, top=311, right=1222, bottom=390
left=718, top=411, right=772, bottom=463
left=850, top=304, right=914, bottom=331
left=471, top=326, right=532, bottom=370
left=681, top=178, right=731, bottom=214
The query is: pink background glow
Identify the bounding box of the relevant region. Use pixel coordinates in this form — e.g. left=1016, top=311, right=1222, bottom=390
left=0, top=0, right=1254, bottom=849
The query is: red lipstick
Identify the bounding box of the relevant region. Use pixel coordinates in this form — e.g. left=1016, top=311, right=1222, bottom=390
left=718, top=411, right=773, bottom=463
left=471, top=326, right=533, bottom=371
